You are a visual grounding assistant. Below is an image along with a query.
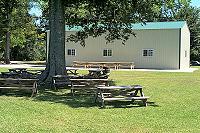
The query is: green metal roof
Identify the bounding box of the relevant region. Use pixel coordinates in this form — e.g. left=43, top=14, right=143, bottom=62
left=131, top=21, right=186, bottom=30
left=65, top=21, right=186, bottom=31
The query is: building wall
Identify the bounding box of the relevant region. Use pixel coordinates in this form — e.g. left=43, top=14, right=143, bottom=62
left=65, top=29, right=181, bottom=69
left=180, top=24, right=190, bottom=69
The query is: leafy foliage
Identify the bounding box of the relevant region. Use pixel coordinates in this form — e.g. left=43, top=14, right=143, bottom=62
left=0, top=0, right=46, bottom=61
left=39, top=0, right=170, bottom=46
left=65, top=0, right=162, bottom=46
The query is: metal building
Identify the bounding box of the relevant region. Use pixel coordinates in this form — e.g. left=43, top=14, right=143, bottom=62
left=47, top=21, right=190, bottom=70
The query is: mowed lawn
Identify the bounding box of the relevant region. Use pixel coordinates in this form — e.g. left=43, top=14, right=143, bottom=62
left=0, top=67, right=200, bottom=133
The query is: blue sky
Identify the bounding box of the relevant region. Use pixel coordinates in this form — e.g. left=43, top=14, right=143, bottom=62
left=29, top=8, right=42, bottom=16
left=191, top=0, right=200, bottom=7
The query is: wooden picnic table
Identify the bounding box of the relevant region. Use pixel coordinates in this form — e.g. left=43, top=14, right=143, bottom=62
left=52, top=75, right=71, bottom=89
left=84, top=68, right=110, bottom=79
left=70, top=78, right=110, bottom=96
left=3, top=68, right=40, bottom=79
left=0, top=78, right=38, bottom=97
left=87, top=69, right=104, bottom=78
left=95, top=85, right=149, bottom=107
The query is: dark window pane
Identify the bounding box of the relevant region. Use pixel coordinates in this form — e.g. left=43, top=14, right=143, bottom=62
left=68, top=49, right=71, bottom=55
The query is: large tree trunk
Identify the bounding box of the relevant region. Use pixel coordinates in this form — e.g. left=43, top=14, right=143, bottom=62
left=5, top=12, right=11, bottom=64
left=5, top=30, right=11, bottom=64
left=39, top=0, right=66, bottom=87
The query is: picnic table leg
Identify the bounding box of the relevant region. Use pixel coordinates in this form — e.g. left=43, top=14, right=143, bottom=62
left=71, top=87, right=75, bottom=97
left=94, top=89, right=100, bottom=103
left=101, top=99, right=105, bottom=108
left=140, top=89, right=144, bottom=97
left=31, top=81, right=37, bottom=97
left=31, top=88, right=37, bottom=97
left=133, top=90, right=138, bottom=96
left=100, top=91, right=105, bottom=108
left=142, top=99, right=147, bottom=107
left=133, top=86, right=144, bottom=97
left=96, top=89, right=105, bottom=108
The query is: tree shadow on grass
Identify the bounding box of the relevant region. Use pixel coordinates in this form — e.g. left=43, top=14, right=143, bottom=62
left=32, top=89, right=159, bottom=109
left=33, top=90, right=98, bottom=108
left=0, top=90, right=33, bottom=98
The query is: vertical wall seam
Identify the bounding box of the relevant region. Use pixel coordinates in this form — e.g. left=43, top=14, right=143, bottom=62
left=179, top=29, right=181, bottom=69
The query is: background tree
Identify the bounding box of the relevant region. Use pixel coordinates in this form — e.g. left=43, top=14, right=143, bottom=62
left=0, top=0, right=20, bottom=64
left=0, top=0, right=46, bottom=62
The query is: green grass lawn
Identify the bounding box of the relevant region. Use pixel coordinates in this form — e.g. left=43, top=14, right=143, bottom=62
left=1, top=67, right=200, bottom=132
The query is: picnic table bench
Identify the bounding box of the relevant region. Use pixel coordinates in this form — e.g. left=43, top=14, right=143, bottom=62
left=0, top=78, right=38, bottom=97
left=52, top=75, right=72, bottom=89
left=1, top=68, right=42, bottom=79
left=70, top=78, right=110, bottom=96
left=95, top=85, right=149, bottom=107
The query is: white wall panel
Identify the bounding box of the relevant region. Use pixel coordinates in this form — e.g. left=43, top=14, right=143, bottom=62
left=65, top=29, right=182, bottom=69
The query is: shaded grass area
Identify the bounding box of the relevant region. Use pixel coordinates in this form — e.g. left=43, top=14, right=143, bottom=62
left=0, top=67, right=200, bottom=132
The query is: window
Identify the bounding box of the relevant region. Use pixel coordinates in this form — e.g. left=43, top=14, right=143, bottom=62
left=103, top=49, right=112, bottom=56
left=67, top=49, right=76, bottom=56
left=143, top=49, right=154, bottom=57
left=185, top=51, right=187, bottom=57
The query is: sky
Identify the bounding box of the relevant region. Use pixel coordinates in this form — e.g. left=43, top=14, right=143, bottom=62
left=29, top=3, right=42, bottom=17
left=29, top=0, right=200, bottom=17
left=191, top=0, right=200, bottom=7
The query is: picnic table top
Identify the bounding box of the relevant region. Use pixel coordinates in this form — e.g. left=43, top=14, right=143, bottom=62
left=70, top=78, right=109, bottom=81
left=9, top=68, right=27, bottom=71
left=88, top=68, right=103, bottom=72
left=97, top=85, right=142, bottom=89
left=66, top=68, right=79, bottom=70
left=0, top=78, right=38, bottom=82
left=97, top=86, right=133, bottom=89
left=73, top=61, right=134, bottom=64
left=53, top=75, right=69, bottom=78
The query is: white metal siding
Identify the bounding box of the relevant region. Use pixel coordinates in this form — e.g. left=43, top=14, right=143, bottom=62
left=180, top=24, right=190, bottom=69
left=65, top=29, right=180, bottom=69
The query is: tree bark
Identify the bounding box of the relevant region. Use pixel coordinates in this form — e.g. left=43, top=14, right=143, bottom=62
left=39, top=0, right=66, bottom=87
left=5, top=30, right=11, bottom=64
left=5, top=12, right=11, bottom=64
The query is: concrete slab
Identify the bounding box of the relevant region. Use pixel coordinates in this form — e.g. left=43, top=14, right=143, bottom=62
left=0, top=63, right=45, bottom=69
left=115, top=68, right=198, bottom=72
